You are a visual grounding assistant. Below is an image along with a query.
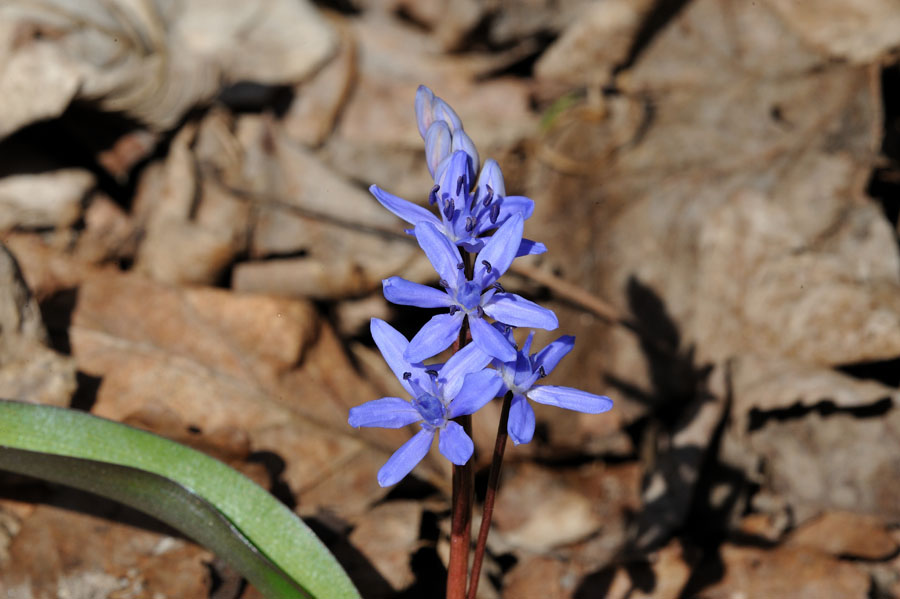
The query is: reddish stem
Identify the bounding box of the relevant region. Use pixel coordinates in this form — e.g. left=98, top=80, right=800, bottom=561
left=447, top=252, right=475, bottom=599
left=466, top=391, right=511, bottom=599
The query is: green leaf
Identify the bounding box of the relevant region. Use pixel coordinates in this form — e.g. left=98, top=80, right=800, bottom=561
left=0, top=399, right=360, bottom=599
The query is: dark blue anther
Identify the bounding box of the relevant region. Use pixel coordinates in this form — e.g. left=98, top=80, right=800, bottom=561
left=456, top=175, right=465, bottom=196
left=457, top=262, right=465, bottom=270
left=471, top=188, right=480, bottom=210
left=443, top=198, right=455, bottom=220
left=492, top=282, right=504, bottom=292
left=481, top=260, right=492, bottom=273
left=426, top=369, right=438, bottom=378
left=490, top=202, right=500, bottom=224
left=440, top=279, right=449, bottom=288
left=483, top=185, right=494, bottom=207
left=429, top=185, right=440, bottom=205
left=449, top=305, right=460, bottom=315
left=475, top=306, right=485, bottom=318
left=466, top=216, right=476, bottom=232
left=539, top=366, right=547, bottom=378
left=403, top=372, right=412, bottom=380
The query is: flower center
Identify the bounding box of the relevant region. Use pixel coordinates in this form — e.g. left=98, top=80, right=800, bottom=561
left=413, top=393, right=446, bottom=428
left=455, top=280, right=482, bottom=312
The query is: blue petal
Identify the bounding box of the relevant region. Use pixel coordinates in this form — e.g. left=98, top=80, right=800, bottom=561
left=415, top=85, right=436, bottom=138
left=370, top=185, right=440, bottom=227
left=370, top=318, right=415, bottom=395
left=425, top=121, right=452, bottom=179
left=405, top=312, right=464, bottom=362
left=515, top=239, right=547, bottom=257
left=532, top=335, right=575, bottom=377
left=432, top=97, right=463, bottom=131
left=448, top=370, right=502, bottom=418
left=438, top=151, right=471, bottom=203
left=440, top=343, right=492, bottom=400
left=349, top=397, right=422, bottom=429
left=521, top=331, right=535, bottom=356
left=451, top=129, right=479, bottom=180
left=377, top=428, right=434, bottom=487
left=483, top=293, right=559, bottom=330
left=414, top=221, right=463, bottom=286
left=383, top=277, right=452, bottom=309
left=507, top=394, right=535, bottom=445
left=474, top=196, right=534, bottom=235
left=476, top=159, right=506, bottom=197
left=527, top=386, right=614, bottom=414
left=474, top=213, right=523, bottom=288
left=438, top=421, right=474, bottom=466
left=469, top=315, right=516, bottom=361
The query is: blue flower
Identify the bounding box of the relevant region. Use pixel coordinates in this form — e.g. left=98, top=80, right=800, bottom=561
left=383, top=213, right=559, bottom=363
left=415, top=85, right=479, bottom=181
left=371, top=150, right=546, bottom=256
left=494, top=331, right=614, bottom=445
left=348, top=319, right=501, bottom=487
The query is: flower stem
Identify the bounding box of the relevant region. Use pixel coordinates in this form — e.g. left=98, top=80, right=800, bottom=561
left=466, top=391, right=511, bottom=599
left=447, top=252, right=475, bottom=599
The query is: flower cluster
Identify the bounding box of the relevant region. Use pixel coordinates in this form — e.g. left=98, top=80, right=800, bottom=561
left=349, top=86, right=613, bottom=487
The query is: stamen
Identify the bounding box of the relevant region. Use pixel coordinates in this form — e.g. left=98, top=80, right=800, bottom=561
left=490, top=202, right=500, bottom=223
left=492, top=282, right=505, bottom=292
left=440, top=279, right=449, bottom=289
left=457, top=262, right=465, bottom=270
left=504, top=325, right=513, bottom=334
left=443, top=198, right=455, bottom=220
left=539, top=366, right=547, bottom=378
left=456, top=175, right=464, bottom=196
left=483, top=185, right=494, bottom=207
left=448, top=305, right=459, bottom=315
left=466, top=216, right=476, bottom=232
left=481, top=260, right=492, bottom=273
left=429, top=185, right=440, bottom=205
left=475, top=306, right=485, bottom=318
left=426, top=369, right=438, bottom=378
left=403, top=372, right=412, bottom=380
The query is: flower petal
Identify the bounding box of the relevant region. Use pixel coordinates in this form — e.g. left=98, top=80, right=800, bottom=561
left=507, top=394, right=535, bottom=445
left=484, top=293, right=559, bottom=330
left=469, top=315, right=516, bottom=361
left=440, top=342, right=492, bottom=400
left=349, top=397, right=421, bottom=429
left=383, top=277, right=452, bottom=309
left=474, top=213, right=523, bottom=287
left=377, top=428, right=434, bottom=487
left=370, top=185, right=440, bottom=227
left=414, top=221, right=463, bottom=286
left=448, top=369, right=502, bottom=418
left=425, top=121, right=452, bottom=179
left=476, top=159, right=506, bottom=198
left=405, top=312, right=464, bottom=362
left=515, top=238, right=547, bottom=257
left=415, top=85, right=436, bottom=138
left=451, top=128, right=479, bottom=179
left=432, top=97, right=463, bottom=131
left=438, top=421, right=474, bottom=466
left=370, top=318, right=415, bottom=395
left=527, top=386, right=614, bottom=414
left=532, top=335, right=575, bottom=377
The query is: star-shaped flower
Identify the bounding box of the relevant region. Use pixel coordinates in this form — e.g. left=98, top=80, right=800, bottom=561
left=493, top=330, right=614, bottom=445
left=348, top=319, right=501, bottom=487
left=370, top=150, right=545, bottom=257
left=382, top=213, right=558, bottom=363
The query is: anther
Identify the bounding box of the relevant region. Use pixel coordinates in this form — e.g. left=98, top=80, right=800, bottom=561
left=539, top=366, right=547, bottom=378
left=428, top=185, right=440, bottom=205
left=481, top=259, right=492, bottom=273
left=490, top=202, right=500, bottom=223
left=403, top=372, right=412, bottom=380
left=448, top=305, right=459, bottom=315
left=457, top=262, right=465, bottom=270
left=466, top=216, right=476, bottom=232
left=492, top=282, right=505, bottom=292
left=426, top=369, right=438, bottom=378
left=483, top=185, right=494, bottom=207
left=443, top=198, right=455, bottom=220
left=504, top=325, right=512, bottom=334
left=475, top=306, right=485, bottom=318
left=456, top=175, right=465, bottom=196
left=440, top=279, right=449, bottom=289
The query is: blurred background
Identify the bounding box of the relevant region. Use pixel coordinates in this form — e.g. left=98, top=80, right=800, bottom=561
left=1, top=0, right=900, bottom=597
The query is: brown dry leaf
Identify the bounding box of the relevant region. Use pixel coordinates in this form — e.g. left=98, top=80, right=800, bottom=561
left=697, top=543, right=871, bottom=599
left=0, top=493, right=211, bottom=598
left=0, top=242, right=75, bottom=407
left=0, top=0, right=335, bottom=139
left=347, top=500, right=423, bottom=592
left=602, top=539, right=693, bottom=599
left=785, top=511, right=898, bottom=560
